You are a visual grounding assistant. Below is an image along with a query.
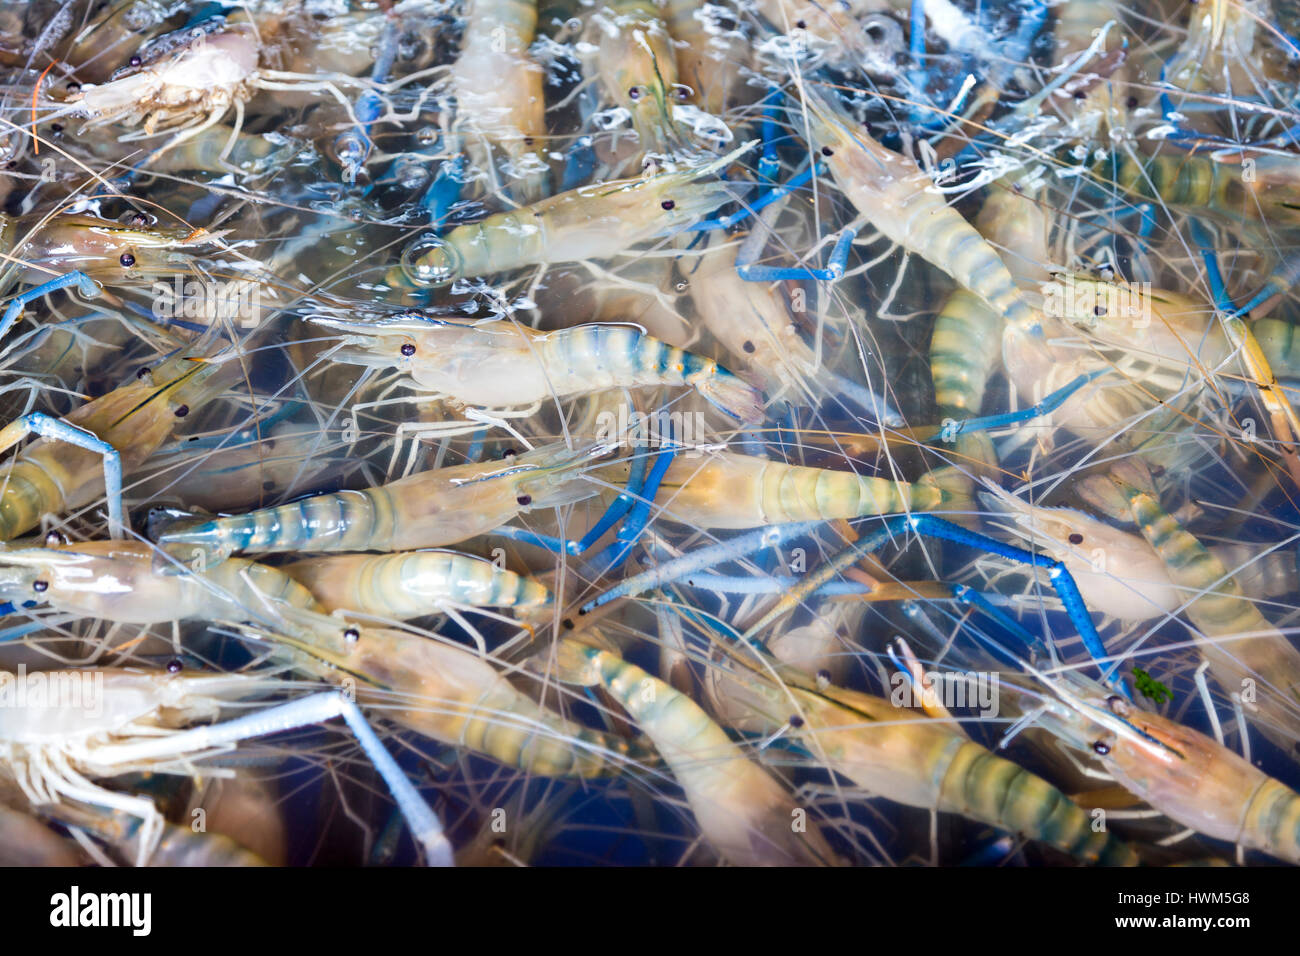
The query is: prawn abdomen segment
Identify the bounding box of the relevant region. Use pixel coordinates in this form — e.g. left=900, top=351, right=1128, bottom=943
left=940, top=743, right=1135, bottom=865
left=156, top=487, right=404, bottom=562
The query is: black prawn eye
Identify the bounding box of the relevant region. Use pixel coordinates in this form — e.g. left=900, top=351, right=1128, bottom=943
left=400, top=342, right=416, bottom=357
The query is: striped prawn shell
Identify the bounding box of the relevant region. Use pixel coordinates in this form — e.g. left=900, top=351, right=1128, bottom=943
left=930, top=289, right=1005, bottom=419
left=1118, top=482, right=1300, bottom=749
left=573, top=644, right=838, bottom=865
left=813, top=105, right=1037, bottom=329
left=795, top=687, right=1138, bottom=865
left=541, top=324, right=739, bottom=394
left=658, top=452, right=951, bottom=528
left=286, top=550, right=551, bottom=617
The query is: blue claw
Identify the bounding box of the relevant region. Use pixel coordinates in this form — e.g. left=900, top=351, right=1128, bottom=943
left=738, top=227, right=857, bottom=282
left=937, top=369, right=1111, bottom=443
left=3, top=412, right=123, bottom=537
left=0, top=271, right=101, bottom=341
left=583, top=435, right=678, bottom=575
left=687, top=162, right=824, bottom=233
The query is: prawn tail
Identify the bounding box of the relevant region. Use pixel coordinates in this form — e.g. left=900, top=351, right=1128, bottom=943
left=549, top=638, right=604, bottom=687
left=919, top=465, right=976, bottom=521
left=696, top=366, right=765, bottom=423
left=147, top=506, right=227, bottom=574
left=1076, top=473, right=1140, bottom=524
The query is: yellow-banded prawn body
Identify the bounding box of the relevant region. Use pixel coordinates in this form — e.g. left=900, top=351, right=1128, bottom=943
left=283, top=549, right=552, bottom=617
left=597, top=449, right=970, bottom=529
left=390, top=141, right=756, bottom=288
left=152, top=441, right=608, bottom=566
left=314, top=313, right=764, bottom=422
left=239, top=611, right=651, bottom=779
left=800, top=87, right=1039, bottom=330
left=706, top=650, right=1139, bottom=865
left=553, top=639, right=840, bottom=865
left=0, top=346, right=236, bottom=542
left=1079, top=462, right=1300, bottom=752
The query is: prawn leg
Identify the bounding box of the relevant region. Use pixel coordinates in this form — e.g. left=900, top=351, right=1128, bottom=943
left=937, top=370, right=1112, bottom=444
left=0, top=271, right=100, bottom=341
left=491, top=442, right=651, bottom=556
left=740, top=514, right=1122, bottom=690
left=0, top=413, right=123, bottom=537
left=580, top=520, right=824, bottom=611
left=582, top=436, right=678, bottom=575
left=737, top=227, right=857, bottom=283
left=95, top=691, right=453, bottom=866
left=686, top=162, right=823, bottom=233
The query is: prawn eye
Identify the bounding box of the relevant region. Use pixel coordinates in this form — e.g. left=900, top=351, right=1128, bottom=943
left=32, top=580, right=48, bottom=593
left=516, top=494, right=532, bottom=506
left=129, top=55, right=142, bottom=68
left=343, top=627, right=360, bottom=644
left=628, top=86, right=641, bottom=100
left=44, top=531, right=63, bottom=547
left=742, top=340, right=755, bottom=353
left=119, top=252, right=136, bottom=268
left=821, top=146, right=834, bottom=157
left=661, top=200, right=675, bottom=210
left=1068, top=533, right=1084, bottom=545
left=66, top=81, right=81, bottom=94
left=173, top=404, right=190, bottom=418
left=166, top=658, right=183, bottom=673
left=400, top=342, right=416, bottom=357
left=788, top=715, right=805, bottom=728
left=1092, top=740, right=1111, bottom=755
left=1106, top=695, right=1131, bottom=717
left=795, top=19, right=807, bottom=28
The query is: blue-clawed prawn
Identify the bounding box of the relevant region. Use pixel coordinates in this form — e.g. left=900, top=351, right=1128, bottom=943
left=1024, top=669, right=1300, bottom=865
left=797, top=85, right=1039, bottom=331
left=151, top=442, right=609, bottom=567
